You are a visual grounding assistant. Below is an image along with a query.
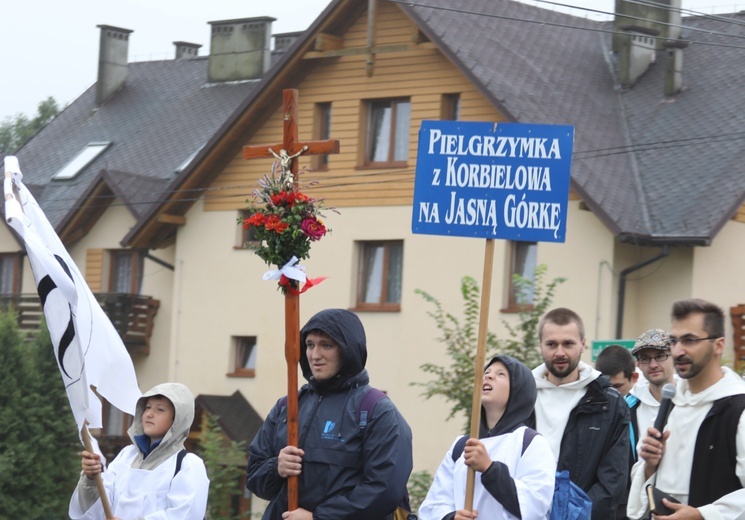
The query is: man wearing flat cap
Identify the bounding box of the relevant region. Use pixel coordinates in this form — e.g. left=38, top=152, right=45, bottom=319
left=626, top=328, right=677, bottom=453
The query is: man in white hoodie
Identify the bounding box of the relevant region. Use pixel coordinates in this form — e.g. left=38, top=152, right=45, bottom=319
left=533, top=307, right=630, bottom=520
left=627, top=298, right=745, bottom=520
left=627, top=328, right=677, bottom=459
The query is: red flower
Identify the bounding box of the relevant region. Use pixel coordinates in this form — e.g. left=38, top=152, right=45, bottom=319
left=270, top=192, right=289, bottom=206
left=265, top=214, right=289, bottom=233
left=301, top=217, right=326, bottom=240
left=244, top=213, right=265, bottom=228
left=288, top=191, right=309, bottom=205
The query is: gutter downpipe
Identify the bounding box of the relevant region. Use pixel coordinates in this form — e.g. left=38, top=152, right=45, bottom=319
left=615, top=245, right=670, bottom=338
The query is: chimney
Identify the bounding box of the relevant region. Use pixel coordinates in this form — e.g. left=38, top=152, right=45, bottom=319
left=663, top=40, right=688, bottom=96
left=174, top=41, right=202, bottom=60
left=272, top=31, right=303, bottom=65
left=274, top=31, right=302, bottom=53
left=618, top=26, right=659, bottom=88
left=96, top=25, right=133, bottom=106
left=613, top=0, right=682, bottom=53
left=207, top=17, right=276, bottom=82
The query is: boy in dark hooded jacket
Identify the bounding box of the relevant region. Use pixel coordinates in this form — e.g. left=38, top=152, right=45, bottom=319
left=419, top=355, right=555, bottom=520
left=246, top=308, right=413, bottom=520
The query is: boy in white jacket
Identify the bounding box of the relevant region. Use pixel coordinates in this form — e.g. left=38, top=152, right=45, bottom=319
left=70, top=382, right=209, bottom=520
left=419, top=355, right=555, bottom=520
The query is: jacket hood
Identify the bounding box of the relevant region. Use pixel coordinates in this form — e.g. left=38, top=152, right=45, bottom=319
left=300, top=309, right=367, bottom=392
left=127, top=382, right=195, bottom=470
left=481, top=355, right=537, bottom=437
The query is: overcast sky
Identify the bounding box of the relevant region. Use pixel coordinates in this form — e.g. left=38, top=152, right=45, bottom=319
left=2, top=0, right=738, bottom=122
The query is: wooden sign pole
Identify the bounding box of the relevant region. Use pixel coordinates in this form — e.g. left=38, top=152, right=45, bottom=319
left=464, top=238, right=495, bottom=511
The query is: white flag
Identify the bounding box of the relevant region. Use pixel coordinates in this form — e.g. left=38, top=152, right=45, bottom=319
left=3, top=156, right=141, bottom=429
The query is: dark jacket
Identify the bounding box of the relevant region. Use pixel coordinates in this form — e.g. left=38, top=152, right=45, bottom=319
left=557, top=376, right=630, bottom=520
left=246, top=309, right=413, bottom=520
left=688, top=394, right=745, bottom=507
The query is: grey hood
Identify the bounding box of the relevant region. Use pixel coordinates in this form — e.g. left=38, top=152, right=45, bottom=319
left=127, top=382, right=195, bottom=470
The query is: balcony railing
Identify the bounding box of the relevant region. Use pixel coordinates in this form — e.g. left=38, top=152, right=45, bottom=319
left=0, top=292, right=160, bottom=355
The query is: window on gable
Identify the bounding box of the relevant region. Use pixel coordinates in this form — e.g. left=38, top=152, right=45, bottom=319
left=355, top=240, right=403, bottom=311
left=0, top=253, right=22, bottom=295
left=505, top=241, right=537, bottom=312
left=229, top=336, right=257, bottom=378
left=365, top=98, right=410, bottom=166
left=53, top=142, right=111, bottom=180
left=441, top=93, right=461, bottom=120
left=109, top=250, right=144, bottom=295
left=312, top=103, right=332, bottom=170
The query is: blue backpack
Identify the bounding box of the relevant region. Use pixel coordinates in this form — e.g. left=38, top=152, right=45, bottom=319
left=550, top=470, right=592, bottom=520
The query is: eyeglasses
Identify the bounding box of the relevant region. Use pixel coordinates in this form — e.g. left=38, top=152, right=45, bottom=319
left=668, top=336, right=720, bottom=347
left=637, top=353, right=671, bottom=365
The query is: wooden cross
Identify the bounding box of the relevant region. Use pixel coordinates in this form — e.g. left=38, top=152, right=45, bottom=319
left=243, top=88, right=339, bottom=512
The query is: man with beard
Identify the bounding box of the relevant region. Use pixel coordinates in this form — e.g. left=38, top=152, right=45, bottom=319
left=627, top=299, right=745, bottom=520
left=532, top=307, right=630, bottom=520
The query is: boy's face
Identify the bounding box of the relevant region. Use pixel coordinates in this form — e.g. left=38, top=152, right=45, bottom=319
left=608, top=371, right=637, bottom=396
left=482, top=361, right=510, bottom=412
left=142, top=396, right=175, bottom=441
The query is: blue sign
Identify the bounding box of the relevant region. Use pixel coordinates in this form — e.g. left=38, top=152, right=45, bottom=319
left=412, top=121, right=574, bottom=242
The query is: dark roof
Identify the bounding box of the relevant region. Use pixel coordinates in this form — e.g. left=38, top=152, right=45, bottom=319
left=15, top=56, right=258, bottom=229
left=14, top=0, right=745, bottom=247
left=196, top=390, right=264, bottom=442
left=400, top=0, right=745, bottom=245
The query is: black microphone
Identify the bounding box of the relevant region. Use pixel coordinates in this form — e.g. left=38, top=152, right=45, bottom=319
left=653, top=383, right=676, bottom=438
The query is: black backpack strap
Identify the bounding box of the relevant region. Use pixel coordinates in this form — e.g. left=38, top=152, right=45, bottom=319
left=521, top=427, right=538, bottom=455
left=174, top=449, right=187, bottom=477
left=451, top=435, right=469, bottom=462
left=452, top=427, right=535, bottom=462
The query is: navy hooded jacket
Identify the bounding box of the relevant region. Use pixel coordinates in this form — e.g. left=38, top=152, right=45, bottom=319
left=246, top=309, right=413, bottom=519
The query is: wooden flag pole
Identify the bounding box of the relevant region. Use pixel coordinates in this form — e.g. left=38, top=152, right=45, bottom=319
left=464, top=238, right=495, bottom=511
left=81, top=424, right=115, bottom=520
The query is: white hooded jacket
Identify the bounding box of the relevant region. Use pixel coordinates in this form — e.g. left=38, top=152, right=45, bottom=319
left=627, top=367, right=745, bottom=520
left=70, top=383, right=210, bottom=520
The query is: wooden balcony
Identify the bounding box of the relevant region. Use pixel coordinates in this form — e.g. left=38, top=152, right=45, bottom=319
left=0, top=293, right=160, bottom=355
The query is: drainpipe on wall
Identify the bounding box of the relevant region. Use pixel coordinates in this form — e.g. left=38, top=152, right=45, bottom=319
left=615, top=245, right=670, bottom=338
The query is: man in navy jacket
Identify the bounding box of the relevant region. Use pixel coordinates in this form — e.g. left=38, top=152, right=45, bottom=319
left=247, top=309, right=413, bottom=520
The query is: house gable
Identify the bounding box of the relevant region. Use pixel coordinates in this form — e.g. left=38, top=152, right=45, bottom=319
left=204, top=0, right=504, bottom=213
